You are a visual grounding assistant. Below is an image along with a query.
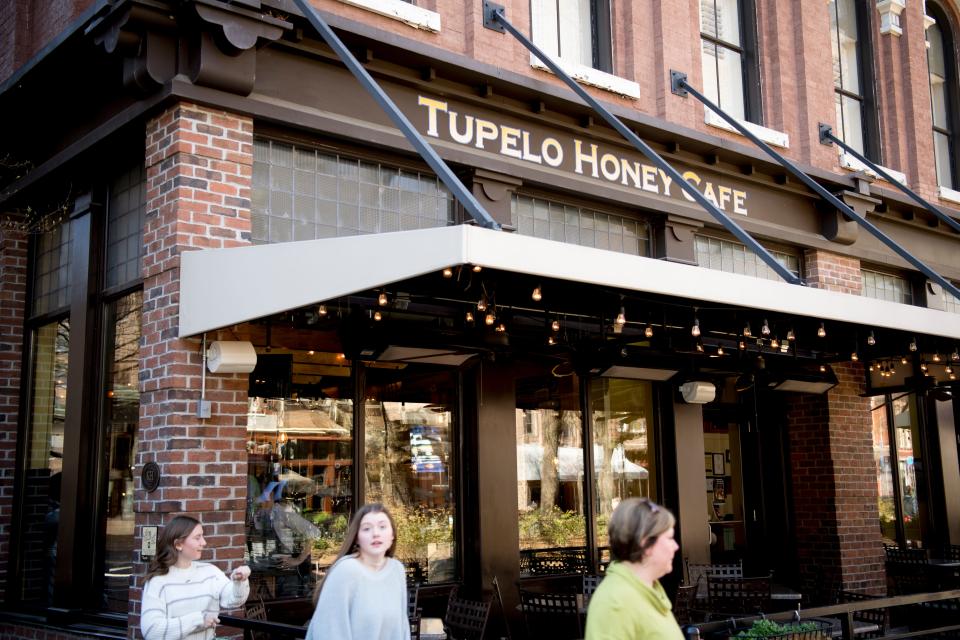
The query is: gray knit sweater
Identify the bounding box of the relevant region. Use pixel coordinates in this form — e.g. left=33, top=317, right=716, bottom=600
left=140, top=562, right=250, bottom=640
left=305, top=556, right=411, bottom=640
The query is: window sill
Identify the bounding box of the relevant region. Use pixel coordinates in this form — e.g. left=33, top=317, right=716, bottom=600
left=704, top=109, right=790, bottom=149
left=938, top=185, right=960, bottom=205
left=337, top=0, right=440, bottom=32
left=839, top=152, right=907, bottom=186
left=529, top=53, right=640, bottom=99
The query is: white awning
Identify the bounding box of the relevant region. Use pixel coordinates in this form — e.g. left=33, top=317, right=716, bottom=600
left=179, top=224, right=960, bottom=339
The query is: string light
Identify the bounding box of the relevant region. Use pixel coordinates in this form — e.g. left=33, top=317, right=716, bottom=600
left=952, top=349, right=960, bottom=361
left=547, top=335, right=556, bottom=345
left=819, top=364, right=827, bottom=373
left=786, top=328, right=795, bottom=342
left=761, top=319, right=771, bottom=337
left=691, top=317, right=701, bottom=338
left=495, top=322, right=506, bottom=333
left=531, top=286, right=542, bottom=302
left=477, top=296, right=487, bottom=312
left=817, top=323, right=826, bottom=338
left=851, top=350, right=858, bottom=362
left=442, top=267, right=453, bottom=278
left=770, top=337, right=780, bottom=350
left=615, top=306, right=626, bottom=328
left=551, top=319, right=561, bottom=332
left=909, top=338, right=917, bottom=352
left=743, top=323, right=752, bottom=338
left=867, top=331, right=876, bottom=346
left=717, top=346, right=725, bottom=356
left=901, top=356, right=909, bottom=365
left=465, top=311, right=474, bottom=323
left=373, top=310, right=383, bottom=321
left=933, top=353, right=942, bottom=363
left=739, top=340, right=747, bottom=351
left=317, top=305, right=327, bottom=316
left=644, top=325, right=654, bottom=338
left=472, top=265, right=482, bottom=272
left=378, top=291, right=389, bottom=306
left=485, top=312, right=496, bottom=326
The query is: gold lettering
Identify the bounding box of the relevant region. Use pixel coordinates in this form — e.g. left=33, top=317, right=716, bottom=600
left=659, top=169, right=673, bottom=197
left=500, top=126, right=522, bottom=159
left=574, top=140, right=599, bottom=177
left=621, top=159, right=642, bottom=189
left=522, top=131, right=542, bottom=163
left=733, top=190, right=748, bottom=215
left=542, top=138, right=564, bottom=167
left=418, top=96, right=448, bottom=137
left=475, top=119, right=499, bottom=149
left=718, top=185, right=733, bottom=211
left=449, top=112, right=474, bottom=145
left=702, top=182, right=720, bottom=208
left=600, top=153, right=621, bottom=182
left=641, top=165, right=659, bottom=193
left=681, top=171, right=700, bottom=202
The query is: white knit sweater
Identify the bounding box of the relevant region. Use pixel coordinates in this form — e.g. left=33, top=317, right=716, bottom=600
left=141, top=562, right=250, bottom=640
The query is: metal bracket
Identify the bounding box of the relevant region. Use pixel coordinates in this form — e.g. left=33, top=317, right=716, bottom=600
left=818, top=123, right=834, bottom=145
left=670, top=70, right=688, bottom=97
left=483, top=1, right=505, bottom=32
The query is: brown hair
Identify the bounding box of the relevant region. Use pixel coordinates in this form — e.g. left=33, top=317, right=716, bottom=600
left=607, top=498, right=676, bottom=564
left=312, top=503, right=397, bottom=604
left=145, top=515, right=202, bottom=582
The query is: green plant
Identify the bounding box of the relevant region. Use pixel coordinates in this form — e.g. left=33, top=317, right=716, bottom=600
left=733, top=619, right=823, bottom=638
left=518, top=506, right=586, bottom=547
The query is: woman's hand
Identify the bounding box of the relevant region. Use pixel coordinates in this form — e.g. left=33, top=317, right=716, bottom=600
left=230, top=565, right=251, bottom=582
left=203, top=613, right=220, bottom=629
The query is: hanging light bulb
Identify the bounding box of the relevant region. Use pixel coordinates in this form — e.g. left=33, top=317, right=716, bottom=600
left=615, top=306, right=626, bottom=328
left=442, top=267, right=453, bottom=278
left=644, top=325, right=654, bottom=338
left=551, top=319, right=560, bottom=332
left=947, top=365, right=954, bottom=375
left=531, top=286, right=542, bottom=302
left=695, top=341, right=704, bottom=353
left=495, top=322, right=506, bottom=333
left=485, top=312, right=496, bottom=326
left=909, top=338, right=917, bottom=352
left=307, top=350, right=315, bottom=356
left=472, top=264, right=482, bottom=272
left=739, top=340, right=746, bottom=351
left=770, top=337, right=780, bottom=350
left=691, top=317, right=701, bottom=337
left=318, top=304, right=328, bottom=316
left=547, top=335, right=556, bottom=346
left=817, top=323, right=826, bottom=338
left=761, top=319, right=771, bottom=336
left=952, top=349, right=960, bottom=361
left=819, top=364, right=827, bottom=373
left=465, top=311, right=474, bottom=323
left=743, top=322, right=752, bottom=338
left=786, top=328, right=795, bottom=342
left=921, top=361, right=929, bottom=372
left=851, top=350, right=859, bottom=362
left=868, top=363, right=875, bottom=372
left=378, top=291, right=389, bottom=306
left=717, top=346, right=725, bottom=356
left=867, top=331, right=876, bottom=346
left=373, top=310, right=383, bottom=321
left=951, top=373, right=957, bottom=380
left=477, top=296, right=487, bottom=312
left=933, top=353, right=942, bottom=363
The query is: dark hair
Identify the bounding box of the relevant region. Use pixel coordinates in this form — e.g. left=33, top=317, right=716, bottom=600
left=145, top=515, right=202, bottom=581
left=608, top=498, right=675, bottom=564
left=312, top=503, right=397, bottom=604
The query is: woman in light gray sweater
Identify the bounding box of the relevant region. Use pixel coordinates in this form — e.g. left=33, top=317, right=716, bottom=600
left=140, top=515, right=251, bottom=640
left=305, top=503, right=410, bottom=640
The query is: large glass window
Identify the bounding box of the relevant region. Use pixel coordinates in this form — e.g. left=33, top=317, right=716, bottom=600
left=530, top=0, right=611, bottom=72
left=927, top=3, right=959, bottom=189
left=830, top=0, right=876, bottom=159
left=861, top=269, right=913, bottom=305
left=511, top=194, right=650, bottom=257
left=695, top=235, right=800, bottom=281
left=700, top=0, right=758, bottom=123
left=364, top=364, right=457, bottom=584
left=871, top=394, right=926, bottom=547
left=590, top=378, right=657, bottom=566
left=18, top=319, right=69, bottom=606
left=98, top=292, right=142, bottom=613
left=516, top=366, right=586, bottom=576
left=32, top=223, right=71, bottom=317
left=252, top=140, right=456, bottom=244
left=246, top=354, right=354, bottom=599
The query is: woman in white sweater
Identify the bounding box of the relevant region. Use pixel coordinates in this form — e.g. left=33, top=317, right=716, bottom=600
left=305, top=503, right=410, bottom=640
left=140, top=515, right=251, bottom=640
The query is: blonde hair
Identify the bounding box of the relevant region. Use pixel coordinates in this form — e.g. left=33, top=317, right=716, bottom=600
left=607, top=498, right=675, bottom=563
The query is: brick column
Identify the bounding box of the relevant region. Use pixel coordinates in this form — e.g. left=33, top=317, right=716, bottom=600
left=786, top=250, right=885, bottom=601
left=131, top=102, right=253, bottom=637
left=0, top=225, right=27, bottom=601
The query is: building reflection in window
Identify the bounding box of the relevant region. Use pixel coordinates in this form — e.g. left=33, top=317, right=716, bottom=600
left=871, top=393, right=925, bottom=547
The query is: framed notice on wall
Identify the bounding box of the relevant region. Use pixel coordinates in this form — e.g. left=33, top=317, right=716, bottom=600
left=712, top=453, right=725, bottom=475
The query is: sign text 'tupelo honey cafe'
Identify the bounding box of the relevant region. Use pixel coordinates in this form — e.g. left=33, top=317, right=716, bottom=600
left=416, top=95, right=749, bottom=216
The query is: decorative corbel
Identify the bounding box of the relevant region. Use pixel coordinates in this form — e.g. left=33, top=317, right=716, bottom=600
left=654, top=214, right=703, bottom=265
left=877, top=0, right=906, bottom=37
left=466, top=169, right=522, bottom=227
left=822, top=177, right=878, bottom=245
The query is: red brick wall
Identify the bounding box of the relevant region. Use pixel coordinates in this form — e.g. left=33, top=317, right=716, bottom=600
left=131, top=102, right=253, bottom=638
left=0, top=623, right=108, bottom=640
left=0, top=226, right=27, bottom=601
left=0, top=0, right=95, bottom=87
left=785, top=250, right=885, bottom=599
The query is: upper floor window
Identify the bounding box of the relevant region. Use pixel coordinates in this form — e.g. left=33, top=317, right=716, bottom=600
left=511, top=194, right=650, bottom=257
left=531, top=0, right=612, bottom=73
left=861, top=269, right=913, bottom=305
left=694, top=235, right=800, bottom=281
left=700, top=0, right=760, bottom=123
left=926, top=2, right=960, bottom=189
left=829, top=0, right=879, bottom=160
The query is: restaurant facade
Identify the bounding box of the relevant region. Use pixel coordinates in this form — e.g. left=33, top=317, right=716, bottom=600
left=1, top=0, right=960, bottom=638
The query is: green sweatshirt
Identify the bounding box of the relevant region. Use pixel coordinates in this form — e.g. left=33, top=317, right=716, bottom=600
left=584, top=562, right=684, bottom=640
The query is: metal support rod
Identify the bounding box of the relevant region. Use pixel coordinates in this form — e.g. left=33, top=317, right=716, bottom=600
left=818, top=123, right=960, bottom=235
left=484, top=4, right=801, bottom=285
left=671, top=72, right=960, bottom=302
left=292, top=0, right=501, bottom=230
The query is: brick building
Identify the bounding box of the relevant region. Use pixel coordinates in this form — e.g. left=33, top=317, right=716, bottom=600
left=0, top=0, right=959, bottom=638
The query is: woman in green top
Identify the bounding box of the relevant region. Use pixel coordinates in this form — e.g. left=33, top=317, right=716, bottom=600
left=585, top=498, right=683, bottom=640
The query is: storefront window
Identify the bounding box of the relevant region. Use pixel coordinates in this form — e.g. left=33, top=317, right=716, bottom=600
left=871, top=393, right=925, bottom=547
left=19, top=319, right=69, bottom=606
left=364, top=365, right=457, bottom=584
left=515, top=367, right=586, bottom=576
left=702, top=416, right=745, bottom=563
left=591, top=378, right=657, bottom=565
left=246, top=354, right=354, bottom=599
left=98, top=292, right=141, bottom=612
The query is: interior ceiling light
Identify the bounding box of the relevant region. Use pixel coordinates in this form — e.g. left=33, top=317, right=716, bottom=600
left=532, top=286, right=542, bottom=302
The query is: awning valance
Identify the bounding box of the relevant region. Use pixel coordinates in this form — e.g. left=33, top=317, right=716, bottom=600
left=179, top=225, right=960, bottom=340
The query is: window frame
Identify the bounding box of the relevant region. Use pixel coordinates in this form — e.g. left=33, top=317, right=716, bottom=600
left=529, top=0, right=613, bottom=73
left=926, top=2, right=960, bottom=189
left=830, top=0, right=881, bottom=162
left=699, top=0, right=763, bottom=124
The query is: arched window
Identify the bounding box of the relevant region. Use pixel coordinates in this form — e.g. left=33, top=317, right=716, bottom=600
left=829, top=0, right=880, bottom=160
left=927, top=2, right=960, bottom=189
